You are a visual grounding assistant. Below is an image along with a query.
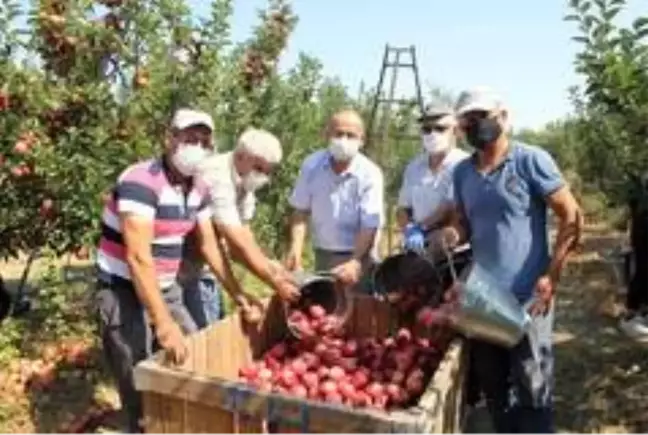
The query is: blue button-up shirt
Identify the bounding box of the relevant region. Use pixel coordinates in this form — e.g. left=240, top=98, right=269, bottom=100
left=453, top=142, right=564, bottom=302
left=289, top=149, right=385, bottom=252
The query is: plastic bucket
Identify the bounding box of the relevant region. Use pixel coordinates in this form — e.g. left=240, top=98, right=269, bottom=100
left=372, top=245, right=473, bottom=307
left=284, top=270, right=353, bottom=338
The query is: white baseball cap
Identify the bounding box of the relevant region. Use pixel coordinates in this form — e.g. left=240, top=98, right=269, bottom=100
left=455, top=86, right=504, bottom=116
left=237, top=128, right=282, bottom=164
left=171, top=108, right=214, bottom=131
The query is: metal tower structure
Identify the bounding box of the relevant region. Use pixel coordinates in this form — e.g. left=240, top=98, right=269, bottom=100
left=366, top=45, right=425, bottom=254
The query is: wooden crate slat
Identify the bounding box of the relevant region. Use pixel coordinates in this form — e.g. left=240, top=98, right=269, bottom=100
left=134, top=294, right=467, bottom=433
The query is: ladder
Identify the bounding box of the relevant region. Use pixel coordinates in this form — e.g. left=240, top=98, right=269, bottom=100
left=366, top=45, right=425, bottom=254
left=366, top=44, right=425, bottom=151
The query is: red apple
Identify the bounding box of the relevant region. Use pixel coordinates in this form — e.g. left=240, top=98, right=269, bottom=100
left=268, top=343, right=287, bottom=360
left=302, top=371, right=319, bottom=389
left=308, top=304, right=326, bottom=319
left=328, top=366, right=345, bottom=381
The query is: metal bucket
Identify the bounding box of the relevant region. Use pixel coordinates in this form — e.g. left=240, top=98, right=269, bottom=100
left=444, top=247, right=531, bottom=348
left=284, top=270, right=353, bottom=338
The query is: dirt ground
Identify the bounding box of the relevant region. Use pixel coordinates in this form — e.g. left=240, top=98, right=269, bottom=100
left=0, top=222, right=647, bottom=433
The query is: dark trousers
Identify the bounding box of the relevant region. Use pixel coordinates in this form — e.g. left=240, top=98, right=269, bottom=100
left=627, top=206, right=648, bottom=311
left=95, top=281, right=197, bottom=433
left=470, top=305, right=555, bottom=433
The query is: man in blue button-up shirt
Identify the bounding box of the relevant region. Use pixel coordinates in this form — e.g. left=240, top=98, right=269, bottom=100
left=434, top=87, right=582, bottom=433
left=285, top=109, right=384, bottom=289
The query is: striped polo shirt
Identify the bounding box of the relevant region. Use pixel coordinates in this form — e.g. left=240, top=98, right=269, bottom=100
left=96, top=158, right=212, bottom=289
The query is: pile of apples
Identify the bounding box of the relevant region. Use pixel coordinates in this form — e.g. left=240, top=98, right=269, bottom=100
left=238, top=304, right=445, bottom=411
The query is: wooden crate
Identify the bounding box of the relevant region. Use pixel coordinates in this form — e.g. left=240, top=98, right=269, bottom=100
left=134, top=295, right=468, bottom=433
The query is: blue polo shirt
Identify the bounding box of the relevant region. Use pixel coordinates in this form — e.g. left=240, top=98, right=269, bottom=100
left=453, top=142, right=564, bottom=302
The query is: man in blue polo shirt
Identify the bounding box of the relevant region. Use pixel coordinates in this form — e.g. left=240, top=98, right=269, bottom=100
left=436, top=87, right=582, bottom=433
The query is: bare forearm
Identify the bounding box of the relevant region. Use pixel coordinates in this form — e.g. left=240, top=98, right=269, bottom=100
left=547, top=209, right=582, bottom=282
left=352, top=228, right=377, bottom=260
left=222, top=225, right=280, bottom=289
left=289, top=211, right=308, bottom=256
left=126, top=256, right=172, bottom=327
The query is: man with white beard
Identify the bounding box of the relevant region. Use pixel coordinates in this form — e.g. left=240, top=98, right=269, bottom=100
left=180, top=128, right=300, bottom=328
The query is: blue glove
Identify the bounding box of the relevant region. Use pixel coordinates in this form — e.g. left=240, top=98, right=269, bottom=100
left=403, top=223, right=426, bottom=252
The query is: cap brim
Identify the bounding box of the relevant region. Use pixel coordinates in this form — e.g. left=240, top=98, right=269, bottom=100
left=456, top=101, right=497, bottom=116
left=178, top=121, right=213, bottom=131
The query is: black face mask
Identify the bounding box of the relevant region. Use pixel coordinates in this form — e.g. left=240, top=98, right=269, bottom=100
left=464, top=117, right=503, bottom=150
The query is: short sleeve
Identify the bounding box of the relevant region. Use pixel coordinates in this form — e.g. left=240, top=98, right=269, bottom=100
left=210, top=183, right=243, bottom=226
left=288, top=160, right=312, bottom=212
left=526, top=148, right=565, bottom=197
left=196, top=193, right=214, bottom=222
left=359, top=167, right=385, bottom=229
left=114, top=180, right=157, bottom=219
left=397, top=164, right=414, bottom=208
left=451, top=163, right=466, bottom=212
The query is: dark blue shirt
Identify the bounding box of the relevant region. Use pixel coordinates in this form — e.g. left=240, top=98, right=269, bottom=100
left=453, top=142, right=564, bottom=302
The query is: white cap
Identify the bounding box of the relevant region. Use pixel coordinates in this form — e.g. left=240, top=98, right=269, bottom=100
left=171, top=108, right=214, bottom=131
left=455, top=86, right=504, bottom=115
left=237, top=128, right=282, bottom=164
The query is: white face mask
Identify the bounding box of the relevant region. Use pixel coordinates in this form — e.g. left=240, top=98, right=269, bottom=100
left=329, top=137, right=361, bottom=162
left=422, top=133, right=452, bottom=155
left=171, top=143, right=208, bottom=177
left=242, top=170, right=270, bottom=192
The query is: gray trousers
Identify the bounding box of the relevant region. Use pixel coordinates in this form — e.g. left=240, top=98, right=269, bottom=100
left=95, top=281, right=197, bottom=433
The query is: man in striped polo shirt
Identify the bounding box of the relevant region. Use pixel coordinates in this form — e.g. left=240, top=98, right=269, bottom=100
left=95, top=109, right=297, bottom=433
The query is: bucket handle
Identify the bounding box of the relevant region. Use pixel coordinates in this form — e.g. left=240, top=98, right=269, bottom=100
left=426, top=236, right=459, bottom=283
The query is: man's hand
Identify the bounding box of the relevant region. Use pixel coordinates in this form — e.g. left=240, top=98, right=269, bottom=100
left=155, top=321, right=188, bottom=365
left=402, top=223, right=426, bottom=253
left=428, top=226, right=461, bottom=253
left=283, top=249, right=303, bottom=271
left=331, top=258, right=362, bottom=287
left=235, top=293, right=265, bottom=324
left=527, top=274, right=554, bottom=316
left=271, top=266, right=300, bottom=302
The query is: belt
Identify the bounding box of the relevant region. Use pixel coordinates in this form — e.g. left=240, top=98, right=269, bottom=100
left=315, top=248, right=354, bottom=256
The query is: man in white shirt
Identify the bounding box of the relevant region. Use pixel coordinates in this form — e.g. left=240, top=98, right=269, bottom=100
left=180, top=128, right=299, bottom=327
left=397, top=104, right=469, bottom=251
left=285, top=109, right=385, bottom=290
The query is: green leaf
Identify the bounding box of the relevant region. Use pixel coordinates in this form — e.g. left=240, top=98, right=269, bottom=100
left=572, top=35, right=591, bottom=44
left=632, top=17, right=648, bottom=32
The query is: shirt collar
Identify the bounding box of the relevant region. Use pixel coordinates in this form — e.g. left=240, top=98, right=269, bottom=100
left=469, top=141, right=517, bottom=167
left=322, top=151, right=360, bottom=176
left=160, top=155, right=194, bottom=189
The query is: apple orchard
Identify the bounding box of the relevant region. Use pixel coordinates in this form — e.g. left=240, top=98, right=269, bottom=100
left=0, top=0, right=364, bottom=262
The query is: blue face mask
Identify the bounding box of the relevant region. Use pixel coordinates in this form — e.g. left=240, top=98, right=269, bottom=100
left=171, top=143, right=208, bottom=177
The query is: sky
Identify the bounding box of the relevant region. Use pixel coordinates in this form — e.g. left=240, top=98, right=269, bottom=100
left=186, top=0, right=647, bottom=130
